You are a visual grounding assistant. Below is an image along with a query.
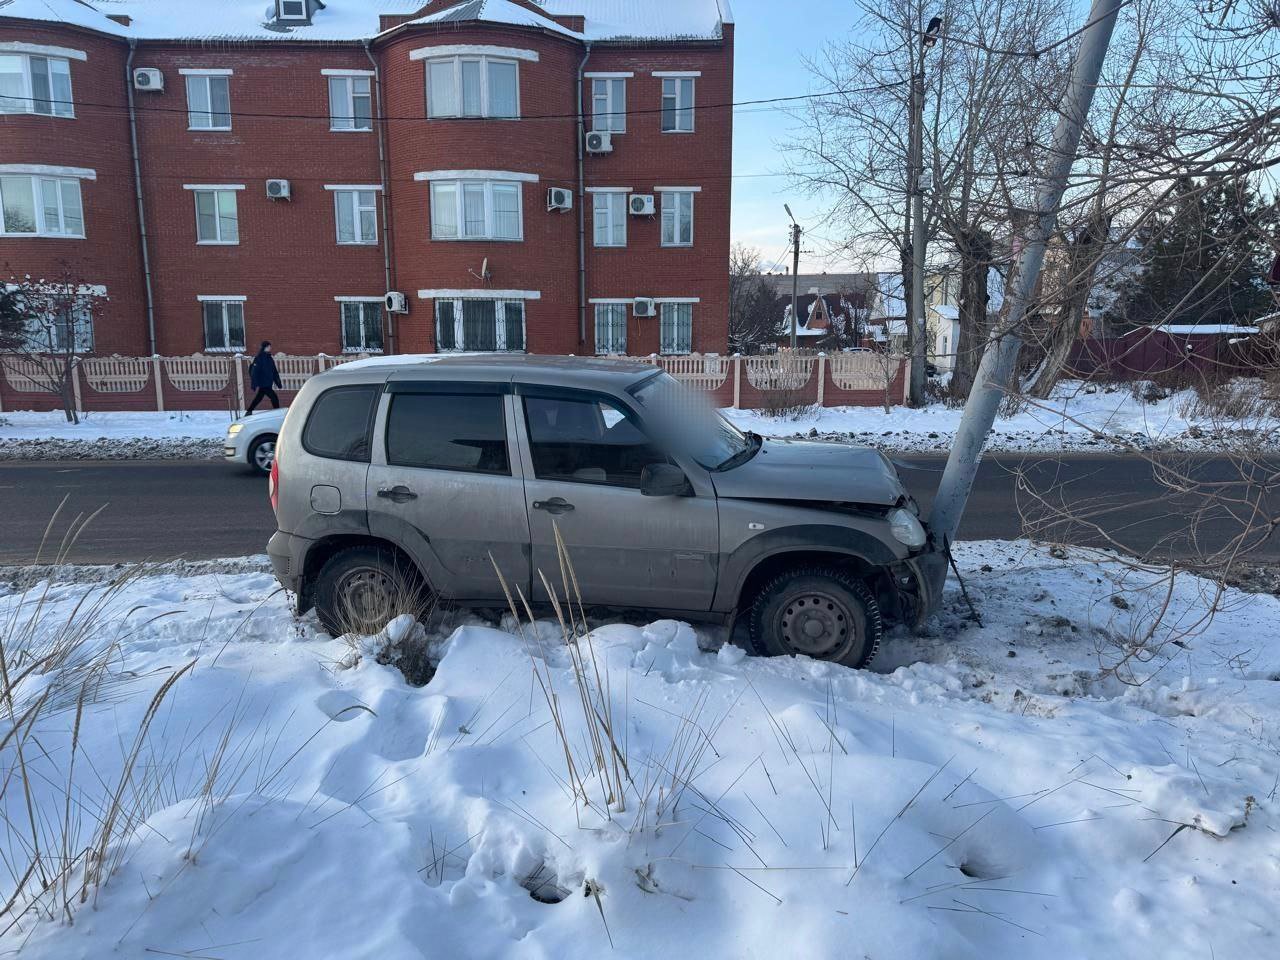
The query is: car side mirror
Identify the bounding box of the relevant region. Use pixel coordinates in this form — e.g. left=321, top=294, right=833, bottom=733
left=640, top=462, right=691, bottom=497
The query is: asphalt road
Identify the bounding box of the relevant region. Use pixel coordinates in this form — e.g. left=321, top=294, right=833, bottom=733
left=0, top=454, right=1276, bottom=565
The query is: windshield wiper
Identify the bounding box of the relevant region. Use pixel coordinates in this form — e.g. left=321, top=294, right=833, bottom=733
left=714, top=431, right=762, bottom=472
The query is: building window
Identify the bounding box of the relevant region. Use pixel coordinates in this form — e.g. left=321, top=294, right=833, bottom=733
left=0, top=53, right=73, bottom=117
left=425, top=56, right=518, bottom=119
left=0, top=176, right=84, bottom=237
left=9, top=302, right=94, bottom=354
left=660, top=191, right=694, bottom=246
left=202, top=300, right=246, bottom=352
left=661, top=77, right=694, bottom=132
left=430, top=181, right=522, bottom=241
left=278, top=0, right=308, bottom=20
left=591, top=77, right=625, bottom=133
left=328, top=75, right=372, bottom=130
left=334, top=190, right=377, bottom=244
left=594, top=303, right=627, bottom=355
left=341, top=301, right=384, bottom=353
left=659, top=302, right=693, bottom=355
left=186, top=74, right=231, bottom=130
left=435, top=299, right=525, bottom=352
left=592, top=192, right=626, bottom=247
left=192, top=189, right=239, bottom=244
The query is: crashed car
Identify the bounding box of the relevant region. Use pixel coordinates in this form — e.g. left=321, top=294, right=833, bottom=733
left=266, top=356, right=941, bottom=668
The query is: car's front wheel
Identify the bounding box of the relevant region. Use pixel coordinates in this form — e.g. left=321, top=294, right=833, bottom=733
left=313, top=545, right=432, bottom=637
left=247, top=434, right=276, bottom=476
left=749, top=567, right=883, bottom=669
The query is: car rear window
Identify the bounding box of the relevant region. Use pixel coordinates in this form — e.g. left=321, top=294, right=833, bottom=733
left=386, top=393, right=510, bottom=474
left=301, top=385, right=379, bottom=462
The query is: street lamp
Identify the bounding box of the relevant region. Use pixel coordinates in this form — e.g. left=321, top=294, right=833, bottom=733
left=785, top=204, right=802, bottom=351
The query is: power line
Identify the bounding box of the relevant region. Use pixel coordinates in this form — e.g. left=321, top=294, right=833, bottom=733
left=23, top=78, right=909, bottom=126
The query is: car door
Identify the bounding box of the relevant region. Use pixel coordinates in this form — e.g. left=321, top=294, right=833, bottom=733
left=513, top=386, right=718, bottom=611
left=365, top=381, right=531, bottom=603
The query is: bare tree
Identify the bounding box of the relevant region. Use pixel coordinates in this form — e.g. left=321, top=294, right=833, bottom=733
left=728, top=243, right=785, bottom=354
left=1, top=262, right=101, bottom=423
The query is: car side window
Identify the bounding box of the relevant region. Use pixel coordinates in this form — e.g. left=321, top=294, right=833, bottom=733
left=523, top=394, right=669, bottom=488
left=301, top=385, right=379, bottom=462
left=386, top=393, right=510, bottom=475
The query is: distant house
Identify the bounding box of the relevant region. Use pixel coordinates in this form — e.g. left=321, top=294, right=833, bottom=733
left=768, top=278, right=873, bottom=351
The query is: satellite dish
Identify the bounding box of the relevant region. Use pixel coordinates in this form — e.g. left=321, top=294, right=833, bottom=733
left=481, top=257, right=489, bottom=280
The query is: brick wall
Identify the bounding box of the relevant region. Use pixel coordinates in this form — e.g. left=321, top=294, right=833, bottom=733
left=1, top=16, right=732, bottom=359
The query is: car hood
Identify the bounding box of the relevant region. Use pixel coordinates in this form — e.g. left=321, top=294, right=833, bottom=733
left=232, top=408, right=288, bottom=429
left=710, top=438, right=906, bottom=507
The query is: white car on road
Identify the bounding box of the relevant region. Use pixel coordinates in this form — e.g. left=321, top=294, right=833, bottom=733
left=224, top=408, right=287, bottom=475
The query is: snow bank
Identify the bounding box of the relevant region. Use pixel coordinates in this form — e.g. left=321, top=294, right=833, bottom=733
left=2, top=542, right=1277, bottom=958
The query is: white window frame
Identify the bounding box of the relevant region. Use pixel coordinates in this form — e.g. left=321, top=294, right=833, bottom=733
left=660, top=76, right=695, bottom=133
left=659, top=301, right=694, bottom=355
left=429, top=180, right=523, bottom=241
left=424, top=55, right=520, bottom=119
left=589, top=75, right=627, bottom=133
left=183, top=71, right=232, bottom=131
left=186, top=185, right=243, bottom=245
left=591, top=190, right=627, bottom=247
left=278, top=0, right=308, bottom=20
left=199, top=297, right=246, bottom=353
left=338, top=298, right=385, bottom=353
left=330, top=188, right=378, bottom=245
left=0, top=52, right=74, bottom=118
left=434, top=297, right=527, bottom=352
left=326, top=71, right=373, bottom=131
left=593, top=302, right=628, bottom=355
left=0, top=175, right=84, bottom=237
left=660, top=190, right=695, bottom=247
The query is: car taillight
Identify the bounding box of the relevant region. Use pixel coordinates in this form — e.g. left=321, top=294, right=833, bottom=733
left=268, top=452, right=279, bottom=513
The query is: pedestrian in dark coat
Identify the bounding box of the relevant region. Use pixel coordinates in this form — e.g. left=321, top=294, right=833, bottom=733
left=246, top=341, right=282, bottom=413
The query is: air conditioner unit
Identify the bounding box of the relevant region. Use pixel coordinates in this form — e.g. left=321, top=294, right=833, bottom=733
left=629, top=194, right=655, bottom=216
left=585, top=131, right=613, bottom=154
left=384, top=291, right=408, bottom=314
left=633, top=297, right=657, bottom=317
left=546, top=187, right=573, bottom=212
left=265, top=179, right=291, bottom=200
left=133, top=68, right=164, bottom=92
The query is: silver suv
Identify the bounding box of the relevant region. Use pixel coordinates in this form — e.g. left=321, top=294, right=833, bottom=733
left=266, top=356, right=941, bottom=668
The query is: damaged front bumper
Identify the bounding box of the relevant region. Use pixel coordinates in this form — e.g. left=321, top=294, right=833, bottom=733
left=891, top=545, right=946, bottom=631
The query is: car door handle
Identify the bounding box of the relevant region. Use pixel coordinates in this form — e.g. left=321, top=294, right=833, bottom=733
left=532, top=497, right=575, bottom=515
left=377, top=485, right=418, bottom=503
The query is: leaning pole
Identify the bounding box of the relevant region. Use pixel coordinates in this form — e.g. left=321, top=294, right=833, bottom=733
left=922, top=0, right=1123, bottom=588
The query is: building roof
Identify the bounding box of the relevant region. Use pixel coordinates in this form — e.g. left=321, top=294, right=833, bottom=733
left=4, top=0, right=732, bottom=43
left=760, top=272, right=874, bottom=298
left=869, top=273, right=905, bottom=320
left=1139, top=324, right=1260, bottom=336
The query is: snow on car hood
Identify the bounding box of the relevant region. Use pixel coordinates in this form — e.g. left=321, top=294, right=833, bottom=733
left=709, top=437, right=906, bottom=507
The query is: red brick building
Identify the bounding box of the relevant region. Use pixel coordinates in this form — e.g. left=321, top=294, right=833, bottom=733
left=1, top=0, right=734, bottom=358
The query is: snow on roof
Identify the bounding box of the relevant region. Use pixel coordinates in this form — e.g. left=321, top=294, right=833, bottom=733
left=402, top=0, right=583, bottom=40
left=7, top=1, right=729, bottom=43
left=1145, top=324, right=1260, bottom=336
left=930, top=304, right=959, bottom=321
left=0, top=0, right=130, bottom=36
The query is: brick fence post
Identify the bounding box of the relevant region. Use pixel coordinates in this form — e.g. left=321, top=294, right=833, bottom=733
left=152, top=355, right=165, bottom=411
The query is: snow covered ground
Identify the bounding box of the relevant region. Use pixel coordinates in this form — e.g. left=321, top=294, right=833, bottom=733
left=2, top=381, right=1275, bottom=459
left=2, top=542, right=1277, bottom=958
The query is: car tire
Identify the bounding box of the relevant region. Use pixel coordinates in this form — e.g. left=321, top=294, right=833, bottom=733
left=247, top=434, right=277, bottom=476
left=749, top=567, right=883, bottom=669
left=313, top=545, right=432, bottom=637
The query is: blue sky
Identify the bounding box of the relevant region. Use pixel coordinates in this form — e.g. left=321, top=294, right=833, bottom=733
left=729, top=0, right=861, bottom=272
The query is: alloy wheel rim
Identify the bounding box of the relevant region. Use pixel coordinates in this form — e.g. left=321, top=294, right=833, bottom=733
left=778, top=591, right=856, bottom=659
left=254, top=440, right=275, bottom=471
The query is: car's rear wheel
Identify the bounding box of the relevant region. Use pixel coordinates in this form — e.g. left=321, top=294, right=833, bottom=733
left=313, top=546, right=432, bottom=637
left=247, top=434, right=276, bottom=476
left=749, top=567, right=883, bottom=669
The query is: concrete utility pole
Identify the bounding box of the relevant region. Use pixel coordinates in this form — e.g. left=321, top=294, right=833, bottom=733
left=785, top=204, right=802, bottom=350
left=925, top=0, right=1123, bottom=567
left=908, top=16, right=941, bottom=406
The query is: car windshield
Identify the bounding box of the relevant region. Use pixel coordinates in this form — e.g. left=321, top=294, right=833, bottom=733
left=631, top=372, right=758, bottom=471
